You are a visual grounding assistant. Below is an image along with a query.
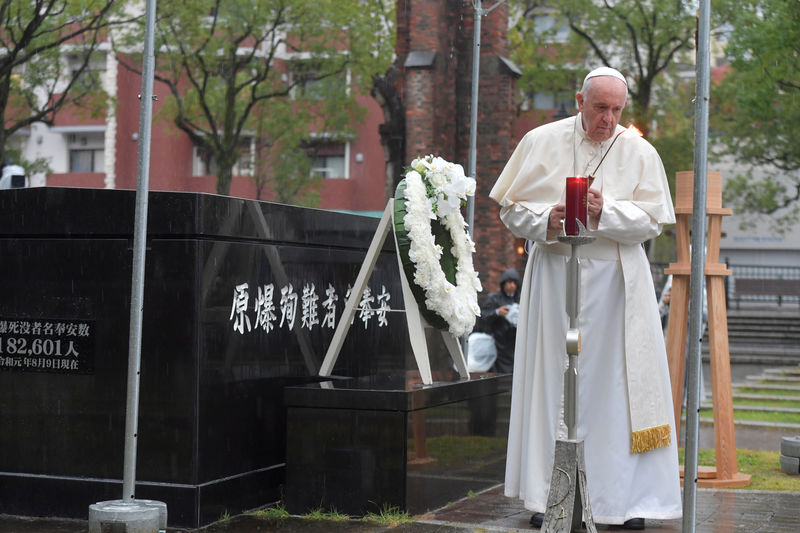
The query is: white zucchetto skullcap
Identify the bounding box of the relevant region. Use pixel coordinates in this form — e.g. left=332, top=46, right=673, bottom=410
left=584, top=66, right=627, bottom=86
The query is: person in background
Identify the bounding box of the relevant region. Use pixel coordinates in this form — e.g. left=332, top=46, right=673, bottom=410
left=489, top=66, right=682, bottom=530
left=479, top=268, right=520, bottom=374
left=658, top=280, right=672, bottom=333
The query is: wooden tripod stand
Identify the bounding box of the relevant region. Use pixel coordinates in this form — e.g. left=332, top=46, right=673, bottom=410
left=664, top=171, right=750, bottom=488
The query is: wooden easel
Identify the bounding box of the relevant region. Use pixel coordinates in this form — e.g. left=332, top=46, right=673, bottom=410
left=318, top=199, right=470, bottom=385
left=664, top=171, right=750, bottom=488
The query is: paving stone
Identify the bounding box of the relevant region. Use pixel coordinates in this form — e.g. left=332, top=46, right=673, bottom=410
left=3, top=485, right=800, bottom=532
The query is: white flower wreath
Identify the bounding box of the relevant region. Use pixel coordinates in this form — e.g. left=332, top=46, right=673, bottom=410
left=397, top=155, right=482, bottom=338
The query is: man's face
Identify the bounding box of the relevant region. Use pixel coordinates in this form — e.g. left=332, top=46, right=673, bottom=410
left=576, top=77, right=627, bottom=142
left=503, top=280, right=517, bottom=296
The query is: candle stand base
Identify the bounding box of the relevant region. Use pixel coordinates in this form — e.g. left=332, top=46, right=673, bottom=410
left=544, top=224, right=597, bottom=532
left=542, top=439, right=597, bottom=533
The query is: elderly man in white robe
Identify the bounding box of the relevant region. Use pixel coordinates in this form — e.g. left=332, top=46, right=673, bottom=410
left=490, top=67, right=682, bottom=530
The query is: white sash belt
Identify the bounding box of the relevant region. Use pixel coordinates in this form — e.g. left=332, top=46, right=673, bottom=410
left=534, top=237, right=621, bottom=262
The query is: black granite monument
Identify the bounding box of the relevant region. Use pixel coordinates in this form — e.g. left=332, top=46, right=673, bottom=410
left=0, top=187, right=510, bottom=528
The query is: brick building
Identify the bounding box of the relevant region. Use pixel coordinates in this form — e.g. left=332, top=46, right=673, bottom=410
left=35, top=55, right=389, bottom=215
left=388, top=0, right=527, bottom=290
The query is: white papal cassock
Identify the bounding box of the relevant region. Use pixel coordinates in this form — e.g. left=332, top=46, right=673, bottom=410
left=490, top=114, right=682, bottom=524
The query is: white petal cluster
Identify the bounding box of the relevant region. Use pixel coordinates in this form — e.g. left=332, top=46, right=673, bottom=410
left=401, top=155, right=482, bottom=337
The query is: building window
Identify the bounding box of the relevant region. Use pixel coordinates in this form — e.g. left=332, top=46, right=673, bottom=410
left=192, top=146, right=216, bottom=176
left=69, top=149, right=102, bottom=172
left=308, top=142, right=348, bottom=179
left=290, top=60, right=347, bottom=100
left=532, top=13, right=570, bottom=43
left=529, top=90, right=574, bottom=111
left=237, top=140, right=254, bottom=175
left=66, top=52, right=106, bottom=88
left=65, top=132, right=104, bottom=172
left=192, top=139, right=254, bottom=177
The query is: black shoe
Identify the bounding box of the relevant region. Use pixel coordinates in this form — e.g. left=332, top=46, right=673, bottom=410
left=529, top=512, right=544, bottom=528
left=623, top=517, right=645, bottom=530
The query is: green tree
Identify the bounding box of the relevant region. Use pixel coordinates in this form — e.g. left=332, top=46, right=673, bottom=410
left=0, top=0, right=132, bottom=172
left=648, top=74, right=696, bottom=262
left=711, top=0, right=800, bottom=230
left=122, top=0, right=394, bottom=199
left=509, top=2, right=589, bottom=122
left=509, top=0, right=696, bottom=137
left=650, top=71, right=695, bottom=190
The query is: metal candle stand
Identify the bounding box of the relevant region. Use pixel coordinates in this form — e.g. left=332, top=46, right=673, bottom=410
left=542, top=220, right=597, bottom=533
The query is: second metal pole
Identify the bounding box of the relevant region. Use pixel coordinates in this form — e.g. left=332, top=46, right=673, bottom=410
left=683, top=1, right=712, bottom=531
left=123, top=0, right=158, bottom=502
left=565, top=243, right=581, bottom=440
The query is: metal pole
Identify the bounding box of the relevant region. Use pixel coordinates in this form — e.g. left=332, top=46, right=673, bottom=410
left=683, top=1, right=711, bottom=531
left=465, top=0, right=506, bottom=355
left=467, top=0, right=506, bottom=238
left=466, top=0, right=482, bottom=238
left=565, top=243, right=581, bottom=440
left=123, top=0, right=158, bottom=501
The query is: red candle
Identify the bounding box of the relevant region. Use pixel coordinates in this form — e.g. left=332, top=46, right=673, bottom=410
left=565, top=176, right=588, bottom=235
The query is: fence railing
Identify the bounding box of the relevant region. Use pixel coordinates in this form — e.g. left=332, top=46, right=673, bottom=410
left=650, top=261, right=800, bottom=308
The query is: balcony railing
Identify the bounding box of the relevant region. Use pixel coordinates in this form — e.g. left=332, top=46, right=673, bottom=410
left=650, top=261, right=800, bottom=308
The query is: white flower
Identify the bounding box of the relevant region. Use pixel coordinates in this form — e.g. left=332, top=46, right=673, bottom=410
left=436, top=197, right=455, bottom=217
left=445, top=190, right=463, bottom=212
left=428, top=169, right=447, bottom=189
left=397, top=155, right=481, bottom=337
left=443, top=177, right=466, bottom=201
left=404, top=170, right=422, bottom=188
left=425, top=197, right=437, bottom=219
left=464, top=177, right=476, bottom=197
left=472, top=271, right=482, bottom=290
left=448, top=161, right=465, bottom=174
left=431, top=156, right=449, bottom=171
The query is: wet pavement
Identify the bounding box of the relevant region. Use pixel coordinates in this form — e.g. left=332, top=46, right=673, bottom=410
left=2, top=362, right=796, bottom=532
left=426, top=484, right=800, bottom=532
left=3, top=483, right=799, bottom=532
left=3, top=409, right=799, bottom=531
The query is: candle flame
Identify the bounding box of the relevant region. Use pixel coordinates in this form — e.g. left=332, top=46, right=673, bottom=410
left=589, top=124, right=642, bottom=178
left=625, top=124, right=643, bottom=137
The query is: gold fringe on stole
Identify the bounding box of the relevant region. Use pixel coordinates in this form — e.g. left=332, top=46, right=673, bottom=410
left=630, top=424, right=671, bottom=454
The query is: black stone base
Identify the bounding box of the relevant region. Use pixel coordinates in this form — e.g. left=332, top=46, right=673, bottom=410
left=284, top=371, right=511, bottom=517
left=0, top=465, right=283, bottom=528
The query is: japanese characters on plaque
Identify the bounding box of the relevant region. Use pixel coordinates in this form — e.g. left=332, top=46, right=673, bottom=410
left=0, top=318, right=95, bottom=374
left=229, top=281, right=391, bottom=335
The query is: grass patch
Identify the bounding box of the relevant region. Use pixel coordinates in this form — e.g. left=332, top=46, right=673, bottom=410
left=253, top=504, right=291, bottom=520
left=756, top=378, right=800, bottom=385
left=699, top=408, right=800, bottom=425
left=735, top=387, right=800, bottom=398
left=304, top=508, right=350, bottom=521
left=732, top=398, right=800, bottom=409
left=253, top=502, right=411, bottom=526
left=679, top=448, right=800, bottom=491
left=362, top=504, right=412, bottom=527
